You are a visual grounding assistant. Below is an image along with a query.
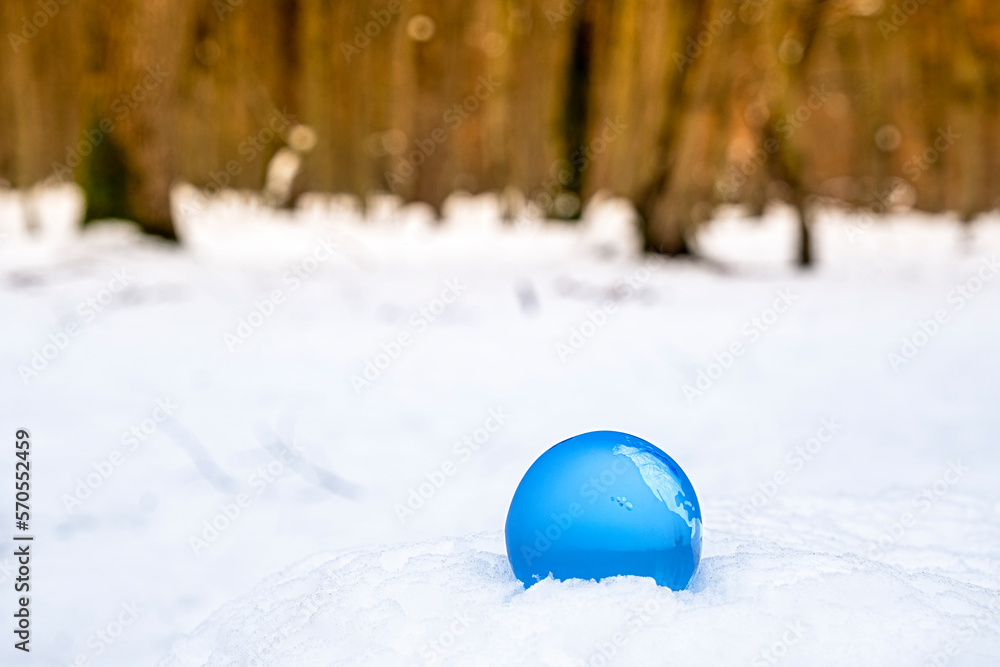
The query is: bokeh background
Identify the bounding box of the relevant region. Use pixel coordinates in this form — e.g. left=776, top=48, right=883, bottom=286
left=3, top=0, right=999, bottom=259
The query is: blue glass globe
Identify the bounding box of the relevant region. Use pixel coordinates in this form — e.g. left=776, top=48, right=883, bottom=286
left=505, top=431, right=701, bottom=589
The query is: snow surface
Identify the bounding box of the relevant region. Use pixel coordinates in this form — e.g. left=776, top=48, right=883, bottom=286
left=1, top=186, right=999, bottom=666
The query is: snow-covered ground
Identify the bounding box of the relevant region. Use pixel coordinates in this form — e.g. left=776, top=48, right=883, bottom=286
left=1, top=187, right=999, bottom=666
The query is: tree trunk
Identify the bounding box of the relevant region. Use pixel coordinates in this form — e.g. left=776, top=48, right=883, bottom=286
left=82, top=0, right=184, bottom=238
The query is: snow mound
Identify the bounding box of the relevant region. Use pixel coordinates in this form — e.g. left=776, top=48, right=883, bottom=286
left=159, top=504, right=1000, bottom=667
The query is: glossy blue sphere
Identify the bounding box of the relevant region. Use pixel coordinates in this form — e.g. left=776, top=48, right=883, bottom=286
left=505, top=431, right=702, bottom=589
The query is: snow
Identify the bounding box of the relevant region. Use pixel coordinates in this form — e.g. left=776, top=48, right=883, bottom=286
left=156, top=526, right=1000, bottom=667
left=1, top=186, right=999, bottom=666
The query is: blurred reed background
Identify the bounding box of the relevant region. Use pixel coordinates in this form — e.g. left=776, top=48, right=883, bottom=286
left=1, top=0, right=998, bottom=262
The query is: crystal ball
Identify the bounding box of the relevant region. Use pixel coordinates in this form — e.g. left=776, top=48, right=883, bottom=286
left=505, top=431, right=702, bottom=589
